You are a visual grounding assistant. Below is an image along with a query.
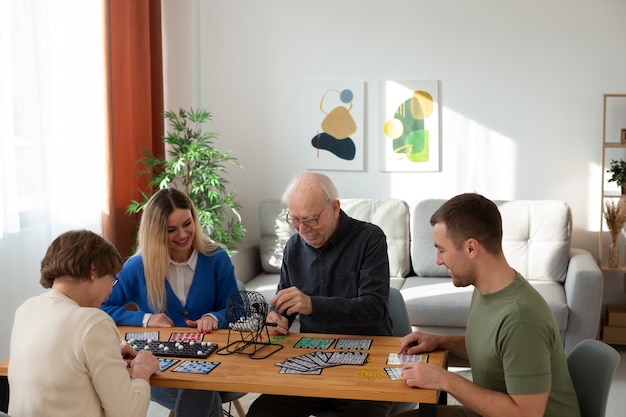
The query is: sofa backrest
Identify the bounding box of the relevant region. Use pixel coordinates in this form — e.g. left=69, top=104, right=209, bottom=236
left=410, top=199, right=572, bottom=282
left=258, top=198, right=412, bottom=277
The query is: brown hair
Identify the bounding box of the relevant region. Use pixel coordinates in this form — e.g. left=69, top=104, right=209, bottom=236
left=40, top=230, right=123, bottom=288
left=429, top=193, right=503, bottom=255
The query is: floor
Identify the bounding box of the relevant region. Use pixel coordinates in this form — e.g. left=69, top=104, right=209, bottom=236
left=148, top=345, right=626, bottom=417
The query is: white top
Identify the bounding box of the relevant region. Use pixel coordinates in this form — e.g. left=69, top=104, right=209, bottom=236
left=9, top=290, right=151, bottom=417
left=167, top=248, right=198, bottom=305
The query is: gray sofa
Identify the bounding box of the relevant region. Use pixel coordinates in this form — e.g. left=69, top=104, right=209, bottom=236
left=231, top=198, right=604, bottom=353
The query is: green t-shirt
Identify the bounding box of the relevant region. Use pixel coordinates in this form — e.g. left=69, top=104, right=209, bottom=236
left=466, top=272, right=580, bottom=417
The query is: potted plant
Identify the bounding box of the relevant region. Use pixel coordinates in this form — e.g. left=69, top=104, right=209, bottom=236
left=607, top=158, right=626, bottom=194
left=127, top=107, right=246, bottom=252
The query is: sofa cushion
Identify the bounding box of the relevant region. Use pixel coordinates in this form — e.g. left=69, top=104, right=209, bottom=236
left=258, top=198, right=412, bottom=278
left=400, top=277, right=569, bottom=335
left=401, top=276, right=474, bottom=328
left=410, top=199, right=571, bottom=283
left=259, top=200, right=292, bottom=274
left=410, top=200, right=451, bottom=277
left=498, top=200, right=571, bottom=283
left=340, top=199, right=411, bottom=278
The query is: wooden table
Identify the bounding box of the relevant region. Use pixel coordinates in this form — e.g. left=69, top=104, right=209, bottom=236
left=1, top=326, right=447, bottom=413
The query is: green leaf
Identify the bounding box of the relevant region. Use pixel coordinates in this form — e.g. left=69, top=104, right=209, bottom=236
left=127, top=107, right=246, bottom=254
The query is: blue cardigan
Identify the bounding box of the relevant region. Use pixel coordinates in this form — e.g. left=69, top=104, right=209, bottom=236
left=101, top=248, right=238, bottom=328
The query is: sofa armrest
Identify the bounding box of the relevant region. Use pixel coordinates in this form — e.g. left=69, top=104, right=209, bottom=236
left=563, top=248, right=604, bottom=353
left=230, top=240, right=263, bottom=285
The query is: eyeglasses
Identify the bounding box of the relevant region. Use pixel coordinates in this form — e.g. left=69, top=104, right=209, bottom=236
left=112, top=275, right=119, bottom=287
left=285, top=201, right=330, bottom=229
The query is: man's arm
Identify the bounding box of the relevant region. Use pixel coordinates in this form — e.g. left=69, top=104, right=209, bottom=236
left=399, top=331, right=468, bottom=360
left=401, top=362, right=549, bottom=417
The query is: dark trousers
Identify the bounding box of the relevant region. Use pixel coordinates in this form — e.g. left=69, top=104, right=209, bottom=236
left=0, top=376, right=8, bottom=413
left=392, top=405, right=481, bottom=417
left=248, top=394, right=393, bottom=417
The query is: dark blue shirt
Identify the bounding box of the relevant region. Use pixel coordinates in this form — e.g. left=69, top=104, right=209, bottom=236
left=279, top=209, right=393, bottom=336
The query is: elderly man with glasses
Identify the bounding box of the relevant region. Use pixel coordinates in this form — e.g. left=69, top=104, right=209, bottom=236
left=247, top=172, right=394, bottom=417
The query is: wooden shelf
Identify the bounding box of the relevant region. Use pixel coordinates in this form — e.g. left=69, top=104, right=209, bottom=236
left=599, top=261, right=626, bottom=273
left=599, top=94, right=626, bottom=269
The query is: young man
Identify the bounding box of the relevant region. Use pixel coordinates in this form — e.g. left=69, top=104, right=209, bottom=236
left=394, top=193, right=580, bottom=417
left=247, top=172, right=394, bottom=417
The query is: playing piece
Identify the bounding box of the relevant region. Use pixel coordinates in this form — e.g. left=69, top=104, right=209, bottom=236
left=279, top=366, right=322, bottom=375
left=125, top=331, right=159, bottom=342
left=129, top=340, right=218, bottom=359
left=276, top=349, right=368, bottom=375
left=386, top=353, right=429, bottom=365
left=172, top=360, right=220, bottom=374
left=169, top=332, right=204, bottom=342
left=158, top=358, right=179, bottom=372
left=335, top=338, right=372, bottom=350
left=307, top=351, right=333, bottom=368
left=327, top=351, right=369, bottom=365
left=276, top=358, right=314, bottom=372
left=384, top=367, right=403, bottom=380
left=294, top=337, right=335, bottom=350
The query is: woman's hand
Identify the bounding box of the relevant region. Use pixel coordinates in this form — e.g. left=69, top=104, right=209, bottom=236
left=120, top=341, right=138, bottom=367
left=147, top=313, right=174, bottom=327
left=186, top=315, right=218, bottom=333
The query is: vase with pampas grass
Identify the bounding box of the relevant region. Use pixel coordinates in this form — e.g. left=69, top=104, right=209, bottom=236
left=603, top=198, right=626, bottom=268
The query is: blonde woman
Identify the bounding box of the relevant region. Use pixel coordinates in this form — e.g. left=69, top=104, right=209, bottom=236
left=101, top=188, right=238, bottom=417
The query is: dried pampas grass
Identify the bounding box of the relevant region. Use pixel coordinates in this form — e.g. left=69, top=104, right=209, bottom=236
left=604, top=198, right=626, bottom=244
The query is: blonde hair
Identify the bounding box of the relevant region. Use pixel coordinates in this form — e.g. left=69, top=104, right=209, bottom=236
left=137, top=188, right=220, bottom=312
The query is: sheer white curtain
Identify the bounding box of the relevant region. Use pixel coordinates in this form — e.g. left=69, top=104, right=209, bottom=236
left=0, top=0, right=107, bottom=360
left=0, top=0, right=19, bottom=238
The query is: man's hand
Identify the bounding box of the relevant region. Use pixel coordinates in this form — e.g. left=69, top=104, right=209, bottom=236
left=186, top=315, right=218, bottom=333
left=265, top=311, right=290, bottom=335
left=147, top=313, right=174, bottom=327
left=401, top=361, right=446, bottom=390
left=398, top=331, right=439, bottom=355
left=401, top=361, right=550, bottom=417
left=270, top=287, right=312, bottom=316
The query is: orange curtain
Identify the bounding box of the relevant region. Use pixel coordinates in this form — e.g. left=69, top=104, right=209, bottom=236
left=103, top=0, right=164, bottom=258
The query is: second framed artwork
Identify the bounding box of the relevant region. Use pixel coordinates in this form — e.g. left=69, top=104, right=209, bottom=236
left=378, top=80, right=440, bottom=172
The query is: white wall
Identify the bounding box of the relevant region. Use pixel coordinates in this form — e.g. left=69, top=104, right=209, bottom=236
left=163, top=0, right=626, bottom=305
left=0, top=0, right=623, bottom=365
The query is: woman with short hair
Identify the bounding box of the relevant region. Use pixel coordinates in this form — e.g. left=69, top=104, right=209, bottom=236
left=9, top=230, right=159, bottom=417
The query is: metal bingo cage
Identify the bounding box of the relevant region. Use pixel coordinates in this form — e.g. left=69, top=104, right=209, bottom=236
left=216, top=290, right=283, bottom=359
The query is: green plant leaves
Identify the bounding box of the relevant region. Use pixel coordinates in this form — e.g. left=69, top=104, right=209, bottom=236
left=127, top=107, right=246, bottom=253
left=608, top=159, right=626, bottom=188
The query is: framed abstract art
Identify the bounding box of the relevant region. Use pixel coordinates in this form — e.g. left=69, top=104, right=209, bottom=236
left=305, top=80, right=365, bottom=171
left=378, top=80, right=440, bottom=172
